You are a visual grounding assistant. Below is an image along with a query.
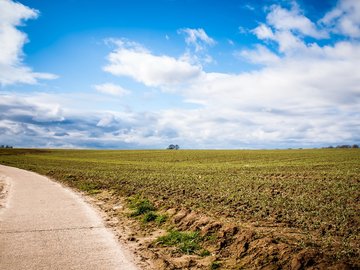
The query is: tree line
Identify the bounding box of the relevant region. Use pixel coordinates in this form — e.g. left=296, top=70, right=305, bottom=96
left=0, top=145, right=13, bottom=148
left=324, top=144, right=359, bottom=149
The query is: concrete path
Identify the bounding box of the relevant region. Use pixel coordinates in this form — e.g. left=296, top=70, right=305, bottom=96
left=0, top=165, right=139, bottom=270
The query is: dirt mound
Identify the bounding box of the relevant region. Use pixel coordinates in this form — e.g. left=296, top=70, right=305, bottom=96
left=85, top=191, right=359, bottom=270
left=151, top=208, right=357, bottom=269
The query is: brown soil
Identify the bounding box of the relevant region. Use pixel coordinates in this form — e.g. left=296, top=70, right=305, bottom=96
left=83, top=190, right=359, bottom=270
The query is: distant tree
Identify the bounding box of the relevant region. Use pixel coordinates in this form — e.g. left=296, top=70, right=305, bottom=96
left=167, top=144, right=180, bottom=150
left=352, top=144, right=359, bottom=148
left=167, top=144, right=175, bottom=149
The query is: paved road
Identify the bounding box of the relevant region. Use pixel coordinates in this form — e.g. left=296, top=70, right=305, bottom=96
left=0, top=165, right=139, bottom=270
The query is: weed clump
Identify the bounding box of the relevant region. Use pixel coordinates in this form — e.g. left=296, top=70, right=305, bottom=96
left=155, top=214, right=167, bottom=224
left=142, top=211, right=158, bottom=222
left=127, top=196, right=168, bottom=224
left=156, top=230, right=208, bottom=255
left=128, top=196, right=155, bottom=217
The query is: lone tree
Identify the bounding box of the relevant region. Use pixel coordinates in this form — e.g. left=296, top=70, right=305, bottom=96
left=167, top=144, right=179, bottom=150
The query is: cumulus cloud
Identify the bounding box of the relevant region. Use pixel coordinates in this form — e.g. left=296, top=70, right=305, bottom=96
left=252, top=24, right=275, bottom=40
left=266, top=4, right=328, bottom=39
left=93, top=83, right=130, bottom=96
left=188, top=42, right=360, bottom=110
left=103, top=39, right=202, bottom=88
left=251, top=4, right=330, bottom=55
left=0, top=0, right=57, bottom=85
left=321, top=0, right=360, bottom=38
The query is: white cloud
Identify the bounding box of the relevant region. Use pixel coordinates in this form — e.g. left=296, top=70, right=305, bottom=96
left=252, top=24, right=275, bottom=40
left=266, top=4, right=328, bottom=39
left=103, top=39, right=202, bottom=88
left=275, top=30, right=306, bottom=53
left=239, top=45, right=280, bottom=65
left=321, top=0, right=360, bottom=38
left=0, top=93, right=65, bottom=122
left=252, top=21, right=305, bottom=55
left=190, top=42, right=360, bottom=110
left=94, top=83, right=130, bottom=96
left=0, top=1, right=36, bottom=66
left=178, top=28, right=216, bottom=52
left=0, top=0, right=57, bottom=85
left=251, top=4, right=330, bottom=55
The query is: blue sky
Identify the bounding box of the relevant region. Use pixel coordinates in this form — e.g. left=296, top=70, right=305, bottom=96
left=0, top=0, right=359, bottom=149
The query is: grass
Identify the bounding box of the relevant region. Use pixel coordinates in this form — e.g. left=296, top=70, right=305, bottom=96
left=156, top=230, right=204, bottom=254
left=128, top=196, right=156, bottom=217
left=155, top=214, right=168, bottom=224
left=127, top=195, right=167, bottom=224
left=0, top=148, right=359, bottom=257
left=141, top=211, right=157, bottom=223
left=77, top=182, right=102, bottom=194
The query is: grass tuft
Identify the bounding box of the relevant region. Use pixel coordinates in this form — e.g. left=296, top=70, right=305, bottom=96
left=142, top=211, right=158, bottom=223
left=128, top=196, right=156, bottom=217
left=155, top=214, right=168, bottom=224
left=156, top=230, right=203, bottom=254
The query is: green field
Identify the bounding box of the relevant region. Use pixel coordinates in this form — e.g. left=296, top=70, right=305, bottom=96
left=0, top=148, right=359, bottom=264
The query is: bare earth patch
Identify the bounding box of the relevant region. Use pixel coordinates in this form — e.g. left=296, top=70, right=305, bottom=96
left=83, top=190, right=358, bottom=270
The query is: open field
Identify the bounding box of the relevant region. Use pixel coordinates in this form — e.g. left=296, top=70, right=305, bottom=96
left=0, top=148, right=359, bottom=268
